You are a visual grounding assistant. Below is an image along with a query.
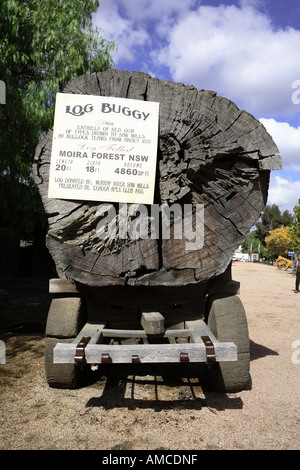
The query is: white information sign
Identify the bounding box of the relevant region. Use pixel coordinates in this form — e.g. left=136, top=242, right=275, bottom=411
left=48, top=93, right=159, bottom=204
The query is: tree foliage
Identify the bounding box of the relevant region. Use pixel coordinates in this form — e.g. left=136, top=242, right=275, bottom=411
left=255, top=204, right=293, bottom=245
left=0, top=0, right=115, bottom=237
left=289, top=199, right=300, bottom=252
left=265, top=226, right=292, bottom=258
left=241, top=231, right=266, bottom=257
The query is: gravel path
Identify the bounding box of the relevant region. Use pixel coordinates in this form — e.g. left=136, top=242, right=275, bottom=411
left=0, top=263, right=299, bottom=450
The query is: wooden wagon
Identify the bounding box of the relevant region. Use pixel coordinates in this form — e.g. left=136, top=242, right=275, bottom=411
left=33, top=70, right=281, bottom=392
left=275, top=256, right=293, bottom=271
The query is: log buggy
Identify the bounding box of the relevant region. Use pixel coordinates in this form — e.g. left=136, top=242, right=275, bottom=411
left=33, top=70, right=281, bottom=392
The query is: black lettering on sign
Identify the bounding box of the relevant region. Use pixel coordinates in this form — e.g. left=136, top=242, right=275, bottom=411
left=101, top=103, right=150, bottom=121
left=65, top=104, right=93, bottom=117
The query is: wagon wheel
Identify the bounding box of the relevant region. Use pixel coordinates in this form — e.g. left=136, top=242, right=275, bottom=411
left=205, top=294, right=250, bottom=392
left=276, top=259, right=288, bottom=271
left=45, top=297, right=87, bottom=388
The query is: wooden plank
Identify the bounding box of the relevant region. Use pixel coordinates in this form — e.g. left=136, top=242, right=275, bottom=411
left=186, top=319, right=219, bottom=343
left=71, top=323, right=106, bottom=345
left=54, top=340, right=237, bottom=364
left=0, top=341, right=5, bottom=364
left=141, top=312, right=165, bottom=335
left=49, top=278, right=78, bottom=294
left=101, top=328, right=193, bottom=339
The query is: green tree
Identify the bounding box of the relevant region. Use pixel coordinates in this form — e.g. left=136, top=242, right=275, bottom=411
left=282, top=209, right=293, bottom=226
left=289, top=199, right=300, bottom=252
left=256, top=204, right=293, bottom=245
left=241, top=231, right=266, bottom=257
left=0, top=0, right=115, bottom=237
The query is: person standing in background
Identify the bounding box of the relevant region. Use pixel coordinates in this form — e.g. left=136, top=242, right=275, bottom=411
left=292, top=253, right=300, bottom=293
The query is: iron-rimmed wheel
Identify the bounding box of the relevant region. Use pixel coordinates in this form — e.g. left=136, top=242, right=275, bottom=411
left=45, top=297, right=87, bottom=388
left=276, top=260, right=288, bottom=271
left=205, top=294, right=250, bottom=392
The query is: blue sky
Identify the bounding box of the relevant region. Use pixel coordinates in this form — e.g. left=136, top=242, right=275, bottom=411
left=93, top=0, right=300, bottom=214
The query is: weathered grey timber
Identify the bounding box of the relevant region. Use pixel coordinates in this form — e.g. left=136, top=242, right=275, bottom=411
left=0, top=341, right=5, bottom=364
left=141, top=312, right=165, bottom=335
left=33, top=69, right=281, bottom=288
left=53, top=319, right=237, bottom=365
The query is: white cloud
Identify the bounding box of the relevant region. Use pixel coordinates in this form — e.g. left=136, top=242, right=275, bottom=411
left=268, top=174, right=300, bottom=214
left=109, top=0, right=197, bottom=23
left=153, top=3, right=300, bottom=119
left=260, top=118, right=300, bottom=172
left=94, top=1, right=300, bottom=120
left=93, top=1, right=150, bottom=63
left=93, top=0, right=196, bottom=60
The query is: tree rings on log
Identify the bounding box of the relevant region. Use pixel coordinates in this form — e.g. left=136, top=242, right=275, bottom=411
left=33, top=70, right=281, bottom=287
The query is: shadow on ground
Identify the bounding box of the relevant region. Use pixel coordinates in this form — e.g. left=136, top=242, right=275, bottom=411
left=0, top=278, right=279, bottom=416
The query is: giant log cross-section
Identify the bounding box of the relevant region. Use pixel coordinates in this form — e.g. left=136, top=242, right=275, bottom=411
left=34, top=69, right=281, bottom=288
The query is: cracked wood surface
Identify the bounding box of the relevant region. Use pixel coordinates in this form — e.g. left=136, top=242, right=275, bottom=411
left=33, top=70, right=281, bottom=287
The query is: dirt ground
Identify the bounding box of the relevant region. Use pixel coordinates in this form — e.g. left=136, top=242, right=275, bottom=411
left=0, top=262, right=299, bottom=451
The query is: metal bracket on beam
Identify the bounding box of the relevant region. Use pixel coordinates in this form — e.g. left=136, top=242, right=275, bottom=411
left=75, top=336, right=91, bottom=365
left=180, top=352, right=189, bottom=363
left=201, top=335, right=216, bottom=365
left=132, top=354, right=140, bottom=364
left=101, top=353, right=111, bottom=364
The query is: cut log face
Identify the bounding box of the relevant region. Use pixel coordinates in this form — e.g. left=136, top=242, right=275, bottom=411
left=33, top=70, right=281, bottom=287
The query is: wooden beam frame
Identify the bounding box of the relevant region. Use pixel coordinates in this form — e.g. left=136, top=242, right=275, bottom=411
left=53, top=319, right=237, bottom=365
